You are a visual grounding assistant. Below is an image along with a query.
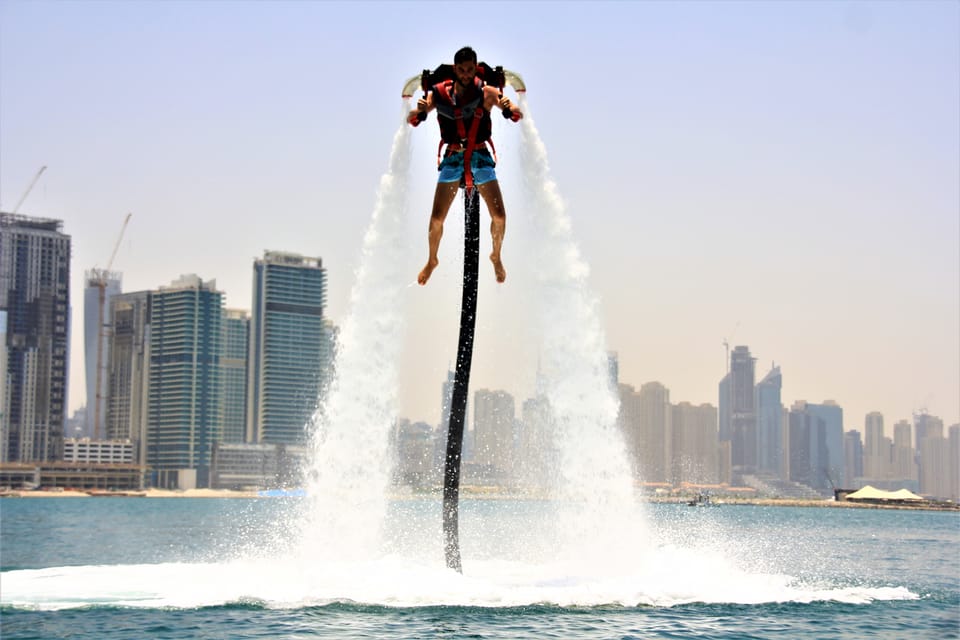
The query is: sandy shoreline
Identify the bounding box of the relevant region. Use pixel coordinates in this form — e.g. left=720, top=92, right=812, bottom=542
left=1, top=488, right=956, bottom=510
left=0, top=488, right=260, bottom=499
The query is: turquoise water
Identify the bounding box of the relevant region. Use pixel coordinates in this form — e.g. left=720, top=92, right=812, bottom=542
left=1, top=497, right=958, bottom=639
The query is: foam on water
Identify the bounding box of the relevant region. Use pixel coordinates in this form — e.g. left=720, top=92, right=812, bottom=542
left=0, top=554, right=918, bottom=611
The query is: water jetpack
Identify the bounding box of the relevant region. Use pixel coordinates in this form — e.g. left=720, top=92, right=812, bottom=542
left=402, top=63, right=526, bottom=98
left=402, top=60, right=525, bottom=574
left=403, top=63, right=526, bottom=123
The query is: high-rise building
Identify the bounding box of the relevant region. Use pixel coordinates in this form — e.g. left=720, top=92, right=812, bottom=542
left=863, top=411, right=887, bottom=480
left=914, top=412, right=946, bottom=497
left=949, top=424, right=960, bottom=501
left=394, top=419, right=434, bottom=487
left=787, top=402, right=818, bottom=490
left=148, top=275, right=224, bottom=488
left=718, top=373, right=730, bottom=443
left=786, top=400, right=844, bottom=494
left=222, top=309, right=249, bottom=444
left=617, top=383, right=642, bottom=477
left=843, top=429, right=863, bottom=488
left=804, top=401, right=845, bottom=492
left=638, top=381, right=671, bottom=484
left=755, top=364, right=783, bottom=476
left=472, top=388, right=515, bottom=482
left=83, top=270, right=121, bottom=439
left=671, top=401, right=719, bottom=485
left=106, top=291, right=151, bottom=464
left=891, top=420, right=916, bottom=489
left=728, top=346, right=757, bottom=473
left=0, top=213, right=70, bottom=463
left=247, top=251, right=329, bottom=445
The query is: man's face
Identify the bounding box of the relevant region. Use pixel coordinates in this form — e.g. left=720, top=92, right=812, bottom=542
left=454, top=60, right=477, bottom=88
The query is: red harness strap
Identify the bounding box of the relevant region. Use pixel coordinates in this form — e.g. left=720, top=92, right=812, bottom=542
left=461, top=107, right=484, bottom=190
left=433, top=79, right=497, bottom=190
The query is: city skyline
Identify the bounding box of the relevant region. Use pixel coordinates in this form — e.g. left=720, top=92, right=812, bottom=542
left=1, top=1, right=956, bottom=431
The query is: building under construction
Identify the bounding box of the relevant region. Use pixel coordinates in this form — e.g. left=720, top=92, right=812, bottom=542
left=0, top=212, right=71, bottom=463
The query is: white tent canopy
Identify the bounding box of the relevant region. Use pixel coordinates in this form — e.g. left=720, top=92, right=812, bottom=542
left=846, top=485, right=924, bottom=501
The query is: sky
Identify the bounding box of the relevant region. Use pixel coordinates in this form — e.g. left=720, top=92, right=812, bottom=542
left=1, top=0, right=957, bottom=433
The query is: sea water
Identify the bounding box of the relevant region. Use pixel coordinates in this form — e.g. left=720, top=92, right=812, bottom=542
left=3, top=103, right=958, bottom=638
left=1, top=497, right=957, bottom=639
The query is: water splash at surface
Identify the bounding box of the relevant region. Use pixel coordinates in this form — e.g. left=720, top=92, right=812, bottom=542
left=0, top=551, right=919, bottom=611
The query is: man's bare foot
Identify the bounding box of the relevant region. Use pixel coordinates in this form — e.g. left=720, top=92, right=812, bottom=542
left=490, top=254, right=506, bottom=283
left=418, top=258, right=439, bottom=285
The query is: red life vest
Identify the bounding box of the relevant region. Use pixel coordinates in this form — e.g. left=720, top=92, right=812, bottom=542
left=431, top=77, right=492, bottom=146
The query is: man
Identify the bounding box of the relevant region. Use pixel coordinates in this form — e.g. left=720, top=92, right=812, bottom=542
left=408, top=46, right=523, bottom=285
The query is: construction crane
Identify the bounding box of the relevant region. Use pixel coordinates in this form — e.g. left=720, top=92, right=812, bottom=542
left=11, top=165, right=47, bottom=214
left=88, top=213, right=132, bottom=440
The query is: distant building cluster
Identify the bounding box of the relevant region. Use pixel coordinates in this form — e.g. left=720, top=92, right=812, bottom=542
left=1, top=213, right=333, bottom=490
left=2, top=212, right=958, bottom=501
left=394, top=348, right=960, bottom=502
left=612, top=346, right=958, bottom=501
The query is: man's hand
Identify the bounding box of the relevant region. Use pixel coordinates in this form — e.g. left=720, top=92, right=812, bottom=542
left=408, top=98, right=430, bottom=127
left=499, top=96, right=523, bottom=122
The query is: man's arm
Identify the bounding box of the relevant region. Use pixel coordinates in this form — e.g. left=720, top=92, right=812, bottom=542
left=484, top=86, right=522, bottom=121
left=408, top=92, right=435, bottom=127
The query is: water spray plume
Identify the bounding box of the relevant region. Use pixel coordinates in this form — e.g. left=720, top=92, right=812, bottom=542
left=298, top=117, right=412, bottom=562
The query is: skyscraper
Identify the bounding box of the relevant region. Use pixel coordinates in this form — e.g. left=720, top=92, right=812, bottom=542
left=728, top=346, right=757, bottom=473
left=914, top=412, right=945, bottom=497
left=84, top=270, right=121, bottom=439
left=617, top=383, right=642, bottom=476
left=863, top=411, right=886, bottom=480
left=148, top=275, right=224, bottom=488
left=247, top=251, right=329, bottom=445
left=843, top=430, right=863, bottom=488
left=222, top=309, right=249, bottom=444
left=0, top=213, right=70, bottom=463
left=718, top=373, right=730, bottom=443
left=106, top=290, right=151, bottom=463
left=803, top=401, right=845, bottom=492
left=472, top=388, right=515, bottom=482
left=638, top=381, right=671, bottom=484
left=787, top=402, right=818, bottom=490
left=891, top=420, right=916, bottom=489
left=671, top=401, right=719, bottom=485
left=755, top=364, right=783, bottom=475
left=949, top=425, right=959, bottom=501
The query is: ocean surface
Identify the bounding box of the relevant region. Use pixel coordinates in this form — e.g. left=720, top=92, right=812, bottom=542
left=1, top=497, right=957, bottom=639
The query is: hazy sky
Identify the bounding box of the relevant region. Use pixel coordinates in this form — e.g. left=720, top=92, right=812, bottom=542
left=1, top=0, right=957, bottom=432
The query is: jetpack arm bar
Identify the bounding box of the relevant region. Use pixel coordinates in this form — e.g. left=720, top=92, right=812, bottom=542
left=401, top=67, right=526, bottom=98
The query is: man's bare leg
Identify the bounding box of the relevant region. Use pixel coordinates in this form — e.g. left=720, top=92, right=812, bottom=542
left=419, top=181, right=460, bottom=285
left=478, top=180, right=507, bottom=283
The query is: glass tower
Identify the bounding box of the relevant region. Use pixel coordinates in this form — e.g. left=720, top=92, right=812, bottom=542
left=755, top=364, right=783, bottom=475
left=147, top=275, right=224, bottom=488
left=247, top=251, right=328, bottom=445
left=222, top=309, right=249, bottom=444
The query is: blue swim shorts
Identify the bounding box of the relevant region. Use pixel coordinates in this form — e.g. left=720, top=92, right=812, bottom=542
left=438, top=149, right=497, bottom=185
